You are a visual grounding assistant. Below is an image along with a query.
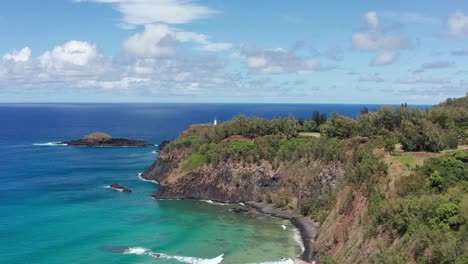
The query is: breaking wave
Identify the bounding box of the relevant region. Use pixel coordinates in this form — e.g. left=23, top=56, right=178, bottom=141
left=33, top=142, right=67, bottom=146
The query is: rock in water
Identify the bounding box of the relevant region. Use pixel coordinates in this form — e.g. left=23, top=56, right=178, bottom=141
left=230, top=207, right=249, bottom=213
left=62, top=132, right=153, bottom=147
left=109, top=183, right=132, bottom=193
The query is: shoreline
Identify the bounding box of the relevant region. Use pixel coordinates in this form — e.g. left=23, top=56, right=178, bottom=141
left=244, top=201, right=318, bottom=263
left=147, top=194, right=318, bottom=263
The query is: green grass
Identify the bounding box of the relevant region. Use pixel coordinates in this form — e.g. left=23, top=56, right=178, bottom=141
left=395, top=154, right=416, bottom=167
left=298, top=132, right=321, bottom=138
left=182, top=152, right=206, bottom=170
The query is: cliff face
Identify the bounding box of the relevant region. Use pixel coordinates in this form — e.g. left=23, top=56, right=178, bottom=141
left=142, top=143, right=344, bottom=208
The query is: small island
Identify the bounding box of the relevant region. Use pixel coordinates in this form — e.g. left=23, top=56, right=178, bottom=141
left=109, top=183, right=133, bottom=193
left=62, top=132, right=153, bottom=147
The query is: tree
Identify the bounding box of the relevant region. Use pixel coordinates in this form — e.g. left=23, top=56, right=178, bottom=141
left=361, top=106, right=369, bottom=115
left=297, top=117, right=304, bottom=126
left=320, top=113, right=357, bottom=139
left=312, top=111, right=327, bottom=126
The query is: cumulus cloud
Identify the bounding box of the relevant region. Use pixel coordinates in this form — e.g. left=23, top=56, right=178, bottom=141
left=75, top=0, right=216, bottom=26
left=40, top=40, right=99, bottom=68
left=358, top=72, right=384, bottom=82
left=3, top=47, right=31, bottom=62
left=370, top=51, right=397, bottom=66
left=123, top=24, right=231, bottom=57
left=352, top=11, right=410, bottom=51
left=447, top=11, right=468, bottom=37
left=239, top=44, right=324, bottom=74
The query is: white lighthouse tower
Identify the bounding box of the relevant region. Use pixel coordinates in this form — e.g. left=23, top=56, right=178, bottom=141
left=213, top=116, right=218, bottom=125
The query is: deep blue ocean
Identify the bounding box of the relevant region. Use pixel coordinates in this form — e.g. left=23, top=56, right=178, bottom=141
left=0, top=103, right=428, bottom=264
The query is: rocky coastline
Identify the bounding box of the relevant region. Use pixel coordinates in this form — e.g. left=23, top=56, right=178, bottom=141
left=140, top=135, right=342, bottom=263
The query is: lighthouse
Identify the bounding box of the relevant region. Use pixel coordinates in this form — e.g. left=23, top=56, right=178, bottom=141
left=214, top=117, right=218, bottom=125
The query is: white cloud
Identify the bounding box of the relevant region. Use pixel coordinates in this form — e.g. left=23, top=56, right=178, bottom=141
left=75, top=0, right=216, bottom=25
left=3, top=47, right=31, bottom=62
left=246, top=57, right=267, bottom=68
left=123, top=24, right=231, bottom=57
left=353, top=11, right=410, bottom=51
left=40, top=40, right=99, bottom=68
left=198, top=42, right=232, bottom=52
left=447, top=11, right=468, bottom=37
left=123, top=24, right=179, bottom=57
left=358, top=72, right=384, bottom=82
left=364, top=11, right=379, bottom=29
left=78, top=77, right=150, bottom=90
left=352, top=32, right=409, bottom=51
left=240, top=45, right=323, bottom=74
left=371, top=51, right=397, bottom=66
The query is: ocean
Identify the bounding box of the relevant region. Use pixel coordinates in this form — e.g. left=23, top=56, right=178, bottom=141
left=0, top=103, right=428, bottom=264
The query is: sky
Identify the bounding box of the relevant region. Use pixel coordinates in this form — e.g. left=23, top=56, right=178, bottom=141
left=1, top=0, right=468, bottom=104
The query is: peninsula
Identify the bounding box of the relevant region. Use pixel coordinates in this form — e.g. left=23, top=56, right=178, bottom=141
left=62, top=132, right=153, bottom=147
left=142, top=95, right=467, bottom=263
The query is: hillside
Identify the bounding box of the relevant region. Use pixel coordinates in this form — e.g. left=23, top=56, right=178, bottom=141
left=142, top=95, right=468, bottom=263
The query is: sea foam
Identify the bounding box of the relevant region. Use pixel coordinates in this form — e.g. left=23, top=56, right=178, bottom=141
left=123, top=247, right=148, bottom=255
left=202, top=200, right=229, bottom=206
left=292, top=227, right=305, bottom=254
left=250, top=258, right=294, bottom=264
left=138, top=172, right=158, bottom=184
left=151, top=253, right=224, bottom=264
left=33, top=142, right=67, bottom=146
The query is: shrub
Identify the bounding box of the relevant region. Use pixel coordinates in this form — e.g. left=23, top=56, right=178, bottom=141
left=182, top=152, right=206, bottom=170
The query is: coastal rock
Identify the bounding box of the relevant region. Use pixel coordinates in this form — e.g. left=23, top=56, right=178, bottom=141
left=229, top=207, right=249, bottom=213
left=109, top=183, right=132, bottom=193
left=62, top=132, right=153, bottom=147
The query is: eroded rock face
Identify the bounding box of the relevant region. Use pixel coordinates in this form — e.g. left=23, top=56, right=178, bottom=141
left=142, top=146, right=344, bottom=206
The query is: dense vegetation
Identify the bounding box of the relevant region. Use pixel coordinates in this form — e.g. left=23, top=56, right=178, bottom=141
left=160, top=95, right=467, bottom=263
left=367, top=151, right=468, bottom=263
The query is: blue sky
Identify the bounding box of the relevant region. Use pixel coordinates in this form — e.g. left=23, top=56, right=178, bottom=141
left=1, top=0, right=468, bottom=103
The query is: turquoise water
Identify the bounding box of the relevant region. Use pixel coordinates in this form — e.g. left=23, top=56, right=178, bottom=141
left=1, top=144, right=299, bottom=264
left=0, top=103, right=428, bottom=263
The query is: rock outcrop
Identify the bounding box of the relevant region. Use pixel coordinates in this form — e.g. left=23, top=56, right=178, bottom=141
left=62, top=132, right=153, bottom=147
left=109, top=183, right=132, bottom=193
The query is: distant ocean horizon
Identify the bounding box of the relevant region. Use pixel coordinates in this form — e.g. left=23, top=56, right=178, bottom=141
left=0, top=103, right=429, bottom=263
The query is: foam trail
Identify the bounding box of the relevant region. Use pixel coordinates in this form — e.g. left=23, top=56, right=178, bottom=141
left=33, top=142, right=67, bottom=146
left=281, top=224, right=287, bottom=230
left=138, top=172, right=158, bottom=184
left=250, top=258, right=294, bottom=264
left=202, top=200, right=229, bottom=206
left=292, top=227, right=305, bottom=254
left=239, top=202, right=246, bottom=206
left=123, top=247, right=148, bottom=255
left=151, top=253, right=224, bottom=264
